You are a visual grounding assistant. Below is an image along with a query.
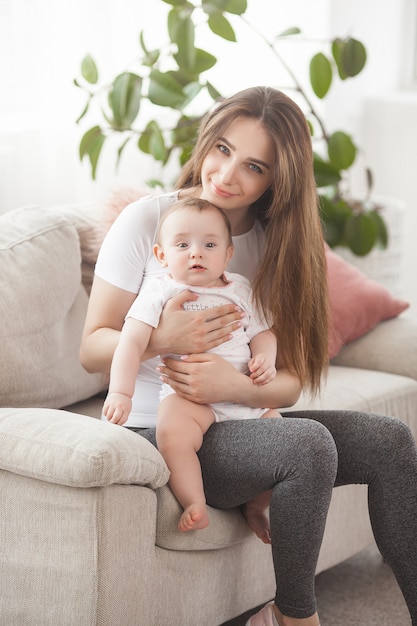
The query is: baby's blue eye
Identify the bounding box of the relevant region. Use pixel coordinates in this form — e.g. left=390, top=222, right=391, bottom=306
left=205, top=242, right=215, bottom=248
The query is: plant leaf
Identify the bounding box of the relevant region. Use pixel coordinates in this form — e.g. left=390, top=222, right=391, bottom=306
left=174, top=48, right=217, bottom=77
left=138, top=120, right=167, bottom=162
left=116, top=136, right=132, bottom=170
left=310, top=53, right=332, bottom=99
left=276, top=26, right=301, bottom=38
left=341, top=38, right=367, bottom=77
left=79, top=126, right=106, bottom=180
left=75, top=98, right=90, bottom=124
left=313, top=153, right=341, bottom=188
left=161, top=0, right=189, bottom=5
left=331, top=38, right=347, bottom=80
left=369, top=209, right=388, bottom=248
left=206, top=81, right=222, bottom=100
left=148, top=70, right=185, bottom=108
left=223, top=0, right=247, bottom=14
left=320, top=195, right=352, bottom=248
left=344, top=213, right=378, bottom=256
left=140, top=31, right=160, bottom=67
left=173, top=14, right=196, bottom=70
left=81, top=54, right=98, bottom=85
left=202, top=0, right=222, bottom=14
left=108, top=73, right=142, bottom=130
left=328, top=131, right=356, bottom=171
left=172, top=114, right=200, bottom=149
left=208, top=13, right=236, bottom=41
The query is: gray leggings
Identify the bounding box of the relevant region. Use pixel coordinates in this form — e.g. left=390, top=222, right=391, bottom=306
left=132, top=410, right=417, bottom=623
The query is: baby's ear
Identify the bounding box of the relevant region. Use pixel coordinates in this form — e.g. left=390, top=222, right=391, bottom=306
left=226, top=245, right=234, bottom=263
left=153, top=243, right=167, bottom=267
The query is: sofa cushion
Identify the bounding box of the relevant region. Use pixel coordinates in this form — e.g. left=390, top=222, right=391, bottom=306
left=326, top=245, right=409, bottom=358
left=0, top=206, right=105, bottom=408
left=0, top=408, right=169, bottom=488
left=155, top=484, right=253, bottom=551
left=332, top=316, right=417, bottom=381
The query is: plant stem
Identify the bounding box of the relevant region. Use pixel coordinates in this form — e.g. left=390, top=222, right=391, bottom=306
left=238, top=15, right=330, bottom=143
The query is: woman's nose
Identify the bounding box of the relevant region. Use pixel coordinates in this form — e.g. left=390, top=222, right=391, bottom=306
left=219, top=160, right=237, bottom=185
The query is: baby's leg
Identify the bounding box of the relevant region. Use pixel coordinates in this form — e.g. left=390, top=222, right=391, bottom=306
left=157, top=394, right=215, bottom=532
left=243, top=410, right=281, bottom=543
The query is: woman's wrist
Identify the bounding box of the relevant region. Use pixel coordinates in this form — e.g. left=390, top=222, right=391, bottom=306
left=238, top=369, right=302, bottom=409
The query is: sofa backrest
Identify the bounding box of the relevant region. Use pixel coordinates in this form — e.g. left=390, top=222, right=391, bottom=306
left=0, top=205, right=106, bottom=408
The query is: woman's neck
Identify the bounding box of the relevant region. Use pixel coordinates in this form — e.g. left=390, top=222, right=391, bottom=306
left=227, top=209, right=255, bottom=236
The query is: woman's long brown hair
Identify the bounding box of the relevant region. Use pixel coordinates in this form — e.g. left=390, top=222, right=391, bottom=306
left=176, top=87, right=329, bottom=394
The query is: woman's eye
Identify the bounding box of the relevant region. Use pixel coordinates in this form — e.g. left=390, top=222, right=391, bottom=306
left=218, top=143, right=229, bottom=155
left=248, top=163, right=262, bottom=174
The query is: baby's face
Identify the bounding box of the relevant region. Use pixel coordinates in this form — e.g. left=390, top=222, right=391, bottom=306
left=154, top=207, right=233, bottom=287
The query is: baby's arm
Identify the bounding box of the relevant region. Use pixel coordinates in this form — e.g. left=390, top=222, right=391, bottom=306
left=103, top=317, right=153, bottom=424
left=248, top=329, right=277, bottom=385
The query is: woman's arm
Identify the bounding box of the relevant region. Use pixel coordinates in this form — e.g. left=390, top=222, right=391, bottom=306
left=80, top=277, right=137, bottom=375
left=158, top=352, right=302, bottom=409
left=80, top=277, right=245, bottom=375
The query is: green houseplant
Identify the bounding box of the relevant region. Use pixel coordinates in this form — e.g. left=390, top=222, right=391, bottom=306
left=75, top=0, right=388, bottom=257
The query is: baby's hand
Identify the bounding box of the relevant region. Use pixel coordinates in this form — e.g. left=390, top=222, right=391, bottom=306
left=102, top=392, right=132, bottom=425
left=248, top=354, right=276, bottom=385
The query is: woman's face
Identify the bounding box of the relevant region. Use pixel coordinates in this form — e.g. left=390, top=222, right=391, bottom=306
left=200, top=116, right=274, bottom=226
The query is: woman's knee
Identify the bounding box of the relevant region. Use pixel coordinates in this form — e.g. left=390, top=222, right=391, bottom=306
left=292, top=419, right=338, bottom=484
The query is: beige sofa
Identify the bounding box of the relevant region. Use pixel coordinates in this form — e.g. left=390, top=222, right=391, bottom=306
left=1, top=204, right=417, bottom=626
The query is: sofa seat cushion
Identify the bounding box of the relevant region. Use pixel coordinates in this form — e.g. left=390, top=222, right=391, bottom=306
left=287, top=366, right=417, bottom=429
left=0, top=408, right=169, bottom=489
left=0, top=206, right=105, bottom=408
left=155, top=484, right=253, bottom=551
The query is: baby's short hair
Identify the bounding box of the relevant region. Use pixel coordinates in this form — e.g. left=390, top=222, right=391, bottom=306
left=155, top=197, right=233, bottom=245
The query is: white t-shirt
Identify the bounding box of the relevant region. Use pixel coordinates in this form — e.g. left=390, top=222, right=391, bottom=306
left=95, top=191, right=266, bottom=427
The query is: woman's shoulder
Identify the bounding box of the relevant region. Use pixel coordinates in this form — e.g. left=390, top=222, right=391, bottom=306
left=118, top=189, right=180, bottom=225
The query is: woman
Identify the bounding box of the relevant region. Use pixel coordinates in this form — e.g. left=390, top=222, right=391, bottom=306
left=80, top=86, right=417, bottom=626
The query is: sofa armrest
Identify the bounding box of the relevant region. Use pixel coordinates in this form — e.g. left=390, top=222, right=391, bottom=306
left=0, top=408, right=169, bottom=489
left=331, top=316, right=417, bottom=381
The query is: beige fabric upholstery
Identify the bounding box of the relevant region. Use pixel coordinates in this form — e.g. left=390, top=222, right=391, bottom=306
left=0, top=206, right=105, bottom=408
left=331, top=315, right=417, bottom=380
left=0, top=408, right=168, bottom=488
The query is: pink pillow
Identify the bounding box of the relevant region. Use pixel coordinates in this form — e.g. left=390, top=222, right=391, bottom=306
left=326, top=245, right=409, bottom=358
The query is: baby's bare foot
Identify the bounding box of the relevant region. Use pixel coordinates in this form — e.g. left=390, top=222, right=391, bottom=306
left=178, top=502, right=209, bottom=532
left=243, top=503, right=271, bottom=544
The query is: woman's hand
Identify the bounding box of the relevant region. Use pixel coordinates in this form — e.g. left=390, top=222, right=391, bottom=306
left=158, top=352, right=303, bottom=409
left=146, top=290, right=244, bottom=358
left=158, top=353, right=241, bottom=405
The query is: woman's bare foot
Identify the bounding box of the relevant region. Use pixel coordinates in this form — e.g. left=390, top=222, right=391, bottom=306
left=243, top=502, right=271, bottom=544
left=178, top=501, right=209, bottom=532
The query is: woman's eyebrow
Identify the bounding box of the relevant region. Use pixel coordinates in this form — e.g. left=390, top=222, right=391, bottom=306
left=218, top=136, right=271, bottom=170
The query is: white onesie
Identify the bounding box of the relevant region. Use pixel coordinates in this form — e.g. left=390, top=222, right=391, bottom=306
left=126, top=271, right=272, bottom=422
left=126, top=272, right=268, bottom=422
